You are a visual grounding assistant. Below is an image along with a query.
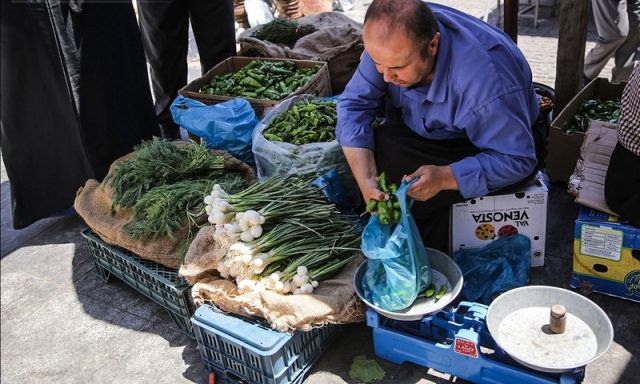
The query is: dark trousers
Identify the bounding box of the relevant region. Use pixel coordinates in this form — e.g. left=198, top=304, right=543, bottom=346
left=374, top=121, right=481, bottom=254
left=605, top=142, right=640, bottom=227
left=137, top=0, right=236, bottom=139
left=374, top=119, right=543, bottom=254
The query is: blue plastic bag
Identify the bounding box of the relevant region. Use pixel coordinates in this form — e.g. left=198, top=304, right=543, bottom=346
left=361, top=180, right=431, bottom=311
left=170, top=96, right=257, bottom=164
left=453, top=234, right=531, bottom=304
left=311, top=168, right=352, bottom=210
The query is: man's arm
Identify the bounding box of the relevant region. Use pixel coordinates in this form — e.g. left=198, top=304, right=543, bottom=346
left=449, top=93, right=538, bottom=199
left=336, top=52, right=388, bottom=203
left=342, top=147, right=387, bottom=203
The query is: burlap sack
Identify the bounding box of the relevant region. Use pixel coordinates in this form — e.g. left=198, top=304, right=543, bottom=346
left=180, top=225, right=365, bottom=331
left=74, top=147, right=256, bottom=269
left=239, top=12, right=363, bottom=94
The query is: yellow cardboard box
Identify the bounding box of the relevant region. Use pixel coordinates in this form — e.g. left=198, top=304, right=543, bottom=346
left=570, top=207, right=640, bottom=302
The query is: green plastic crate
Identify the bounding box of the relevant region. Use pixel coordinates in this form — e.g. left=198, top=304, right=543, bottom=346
left=192, top=304, right=341, bottom=384
left=80, top=229, right=194, bottom=338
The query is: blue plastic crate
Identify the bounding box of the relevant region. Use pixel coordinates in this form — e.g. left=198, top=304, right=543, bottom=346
left=192, top=304, right=341, bottom=384
left=80, top=229, right=194, bottom=338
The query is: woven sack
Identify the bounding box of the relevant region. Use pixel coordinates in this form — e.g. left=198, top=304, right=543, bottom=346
left=74, top=146, right=256, bottom=269
left=180, top=225, right=365, bottom=331
left=239, top=11, right=363, bottom=94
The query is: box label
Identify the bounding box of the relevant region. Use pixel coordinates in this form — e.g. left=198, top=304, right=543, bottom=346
left=580, top=225, right=623, bottom=260
left=451, top=183, right=548, bottom=267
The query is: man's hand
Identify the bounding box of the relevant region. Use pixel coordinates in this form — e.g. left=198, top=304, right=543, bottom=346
left=404, top=165, right=458, bottom=201
left=360, top=176, right=388, bottom=206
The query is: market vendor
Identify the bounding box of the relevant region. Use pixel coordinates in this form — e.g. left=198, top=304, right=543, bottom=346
left=336, top=0, right=545, bottom=253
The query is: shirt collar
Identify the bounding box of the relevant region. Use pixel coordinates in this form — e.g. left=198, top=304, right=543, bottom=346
left=402, top=20, right=449, bottom=103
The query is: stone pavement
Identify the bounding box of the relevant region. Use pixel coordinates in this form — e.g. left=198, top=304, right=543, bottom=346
left=1, top=1, right=636, bottom=384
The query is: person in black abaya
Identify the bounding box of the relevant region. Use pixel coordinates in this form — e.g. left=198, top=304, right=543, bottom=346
left=0, top=1, right=159, bottom=229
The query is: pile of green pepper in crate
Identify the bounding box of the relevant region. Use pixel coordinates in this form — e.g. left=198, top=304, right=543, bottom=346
left=262, top=99, right=337, bottom=144
left=562, top=98, right=621, bottom=134
left=198, top=60, right=320, bottom=101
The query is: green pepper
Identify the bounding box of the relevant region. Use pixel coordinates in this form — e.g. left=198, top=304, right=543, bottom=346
left=378, top=172, right=389, bottom=193
left=434, top=284, right=447, bottom=302
left=366, top=199, right=379, bottom=212
left=419, top=284, right=436, bottom=298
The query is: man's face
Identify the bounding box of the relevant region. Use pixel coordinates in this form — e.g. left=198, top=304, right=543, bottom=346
left=363, top=20, right=439, bottom=88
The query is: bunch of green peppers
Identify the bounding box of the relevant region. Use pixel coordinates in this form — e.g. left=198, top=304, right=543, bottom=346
left=562, top=98, right=621, bottom=134
left=263, top=99, right=336, bottom=144
left=199, top=60, right=320, bottom=100
left=365, top=172, right=401, bottom=224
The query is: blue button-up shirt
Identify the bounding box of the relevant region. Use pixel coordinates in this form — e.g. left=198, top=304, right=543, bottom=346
left=336, top=3, right=539, bottom=199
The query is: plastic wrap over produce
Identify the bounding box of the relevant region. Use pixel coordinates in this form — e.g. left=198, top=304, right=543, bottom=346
left=252, top=94, right=360, bottom=206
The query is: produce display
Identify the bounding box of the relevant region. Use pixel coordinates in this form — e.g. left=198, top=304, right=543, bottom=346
left=562, top=98, right=621, bottom=134
left=104, top=137, right=225, bottom=210
left=198, top=60, right=321, bottom=100
left=365, top=172, right=401, bottom=224
left=204, top=174, right=361, bottom=295
left=104, top=138, right=250, bottom=257
left=253, top=19, right=317, bottom=45
left=262, top=99, right=337, bottom=144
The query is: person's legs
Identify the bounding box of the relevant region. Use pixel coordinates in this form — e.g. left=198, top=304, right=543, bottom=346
left=584, top=0, right=627, bottom=81
left=605, top=142, right=640, bottom=226
left=374, top=121, right=481, bottom=253
left=188, top=0, right=236, bottom=74
left=611, top=0, right=640, bottom=83
left=136, top=0, right=189, bottom=140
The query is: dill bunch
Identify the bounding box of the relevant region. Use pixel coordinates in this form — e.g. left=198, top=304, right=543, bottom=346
left=104, top=138, right=224, bottom=209
left=125, top=173, right=250, bottom=242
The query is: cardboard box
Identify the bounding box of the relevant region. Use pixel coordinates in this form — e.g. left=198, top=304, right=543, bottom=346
left=570, top=207, right=640, bottom=302
left=179, top=56, right=332, bottom=117
left=451, top=176, right=548, bottom=267
left=567, top=120, right=618, bottom=215
left=547, top=78, right=625, bottom=183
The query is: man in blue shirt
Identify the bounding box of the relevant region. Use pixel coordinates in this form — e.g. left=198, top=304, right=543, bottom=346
left=336, top=0, right=544, bottom=253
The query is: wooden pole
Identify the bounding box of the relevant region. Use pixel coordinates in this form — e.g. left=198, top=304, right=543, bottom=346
left=504, top=0, right=518, bottom=44
left=554, top=0, right=590, bottom=116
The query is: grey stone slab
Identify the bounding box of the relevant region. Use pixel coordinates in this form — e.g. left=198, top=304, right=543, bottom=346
left=1, top=291, right=151, bottom=384
left=86, top=322, right=206, bottom=384
left=1, top=219, right=95, bottom=289
left=0, top=271, right=62, bottom=324
left=83, top=307, right=206, bottom=384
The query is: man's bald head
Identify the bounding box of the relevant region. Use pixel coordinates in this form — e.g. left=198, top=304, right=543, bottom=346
left=364, top=0, right=438, bottom=58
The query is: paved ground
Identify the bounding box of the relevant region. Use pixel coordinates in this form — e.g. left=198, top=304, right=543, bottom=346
left=2, top=1, right=637, bottom=384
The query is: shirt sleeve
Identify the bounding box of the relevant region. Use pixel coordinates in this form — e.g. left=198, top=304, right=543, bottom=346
left=450, top=90, right=538, bottom=198
left=336, top=52, right=387, bottom=150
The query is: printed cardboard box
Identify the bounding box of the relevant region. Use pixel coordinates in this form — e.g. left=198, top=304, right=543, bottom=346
left=547, top=78, right=625, bottom=183
left=451, top=176, right=548, bottom=267
left=570, top=207, right=640, bottom=302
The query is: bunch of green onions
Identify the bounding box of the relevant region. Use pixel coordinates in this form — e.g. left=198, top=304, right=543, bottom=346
left=203, top=174, right=361, bottom=295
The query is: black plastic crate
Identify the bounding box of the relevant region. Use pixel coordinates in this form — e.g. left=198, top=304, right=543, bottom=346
left=192, top=304, right=341, bottom=384
left=80, top=229, right=194, bottom=338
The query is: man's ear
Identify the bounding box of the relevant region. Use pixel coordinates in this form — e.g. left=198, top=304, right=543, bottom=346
left=429, top=32, right=440, bottom=56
